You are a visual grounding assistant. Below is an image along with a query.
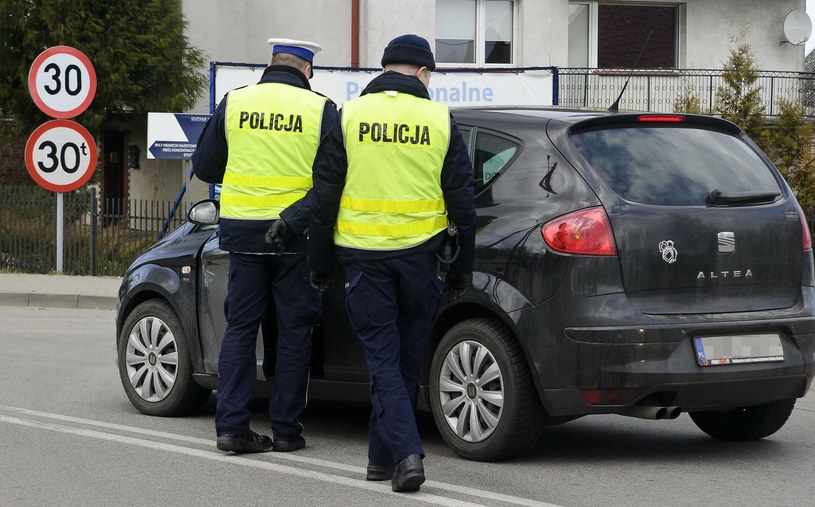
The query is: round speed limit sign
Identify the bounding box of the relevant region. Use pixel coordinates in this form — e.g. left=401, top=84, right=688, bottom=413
left=28, top=46, right=97, bottom=118
left=25, top=120, right=98, bottom=192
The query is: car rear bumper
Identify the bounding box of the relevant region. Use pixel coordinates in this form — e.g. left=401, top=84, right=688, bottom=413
left=540, top=374, right=812, bottom=417
left=514, top=291, right=815, bottom=418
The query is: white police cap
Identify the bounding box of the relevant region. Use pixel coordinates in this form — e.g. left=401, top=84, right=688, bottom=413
left=268, top=38, right=322, bottom=62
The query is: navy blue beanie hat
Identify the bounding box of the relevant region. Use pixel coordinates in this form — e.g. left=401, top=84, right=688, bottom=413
left=381, top=34, right=436, bottom=71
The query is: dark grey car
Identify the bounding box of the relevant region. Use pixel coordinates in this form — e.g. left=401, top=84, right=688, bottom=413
left=116, top=108, right=815, bottom=461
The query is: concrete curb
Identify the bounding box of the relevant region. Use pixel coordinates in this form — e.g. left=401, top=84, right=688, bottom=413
left=0, top=273, right=121, bottom=311
left=0, top=292, right=117, bottom=310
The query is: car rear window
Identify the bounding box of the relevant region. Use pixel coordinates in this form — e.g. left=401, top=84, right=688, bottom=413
left=569, top=125, right=782, bottom=206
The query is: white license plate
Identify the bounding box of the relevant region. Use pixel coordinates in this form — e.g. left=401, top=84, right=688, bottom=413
left=693, top=333, right=784, bottom=366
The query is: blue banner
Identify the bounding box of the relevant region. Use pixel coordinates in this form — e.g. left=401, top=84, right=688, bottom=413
left=147, top=113, right=211, bottom=160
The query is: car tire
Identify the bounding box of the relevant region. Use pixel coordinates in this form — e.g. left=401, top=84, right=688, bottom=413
left=688, top=398, right=796, bottom=441
left=429, top=318, right=544, bottom=461
left=118, top=300, right=211, bottom=416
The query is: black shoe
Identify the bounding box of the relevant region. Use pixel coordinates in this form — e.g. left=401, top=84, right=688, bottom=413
left=216, top=430, right=273, bottom=453
left=272, top=435, right=306, bottom=452
left=366, top=461, right=395, bottom=481
left=391, top=454, right=425, bottom=492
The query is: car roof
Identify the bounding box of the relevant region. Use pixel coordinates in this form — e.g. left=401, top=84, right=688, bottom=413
left=451, top=106, right=741, bottom=134
left=451, top=105, right=604, bottom=123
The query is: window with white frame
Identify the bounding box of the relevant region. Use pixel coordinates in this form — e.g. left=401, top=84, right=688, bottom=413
left=436, top=0, right=515, bottom=65
left=569, top=2, right=679, bottom=69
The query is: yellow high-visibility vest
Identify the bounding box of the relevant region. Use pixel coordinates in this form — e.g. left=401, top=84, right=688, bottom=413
left=337, top=91, right=450, bottom=250
left=220, top=83, right=326, bottom=220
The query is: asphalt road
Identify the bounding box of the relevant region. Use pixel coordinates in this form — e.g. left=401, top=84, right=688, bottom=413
left=2, top=306, right=814, bottom=506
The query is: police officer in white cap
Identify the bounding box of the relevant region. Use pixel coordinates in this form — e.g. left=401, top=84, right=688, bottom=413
left=193, top=37, right=341, bottom=454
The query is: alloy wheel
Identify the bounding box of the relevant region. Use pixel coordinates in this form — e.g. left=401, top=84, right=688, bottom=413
left=125, top=315, right=179, bottom=402
left=437, top=339, right=505, bottom=442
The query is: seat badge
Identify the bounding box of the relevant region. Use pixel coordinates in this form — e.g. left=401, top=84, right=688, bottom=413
left=659, top=240, right=678, bottom=264
left=718, top=232, right=735, bottom=253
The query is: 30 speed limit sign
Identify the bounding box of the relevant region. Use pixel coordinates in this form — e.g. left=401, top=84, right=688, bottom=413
left=28, top=46, right=97, bottom=118
left=25, top=120, right=98, bottom=192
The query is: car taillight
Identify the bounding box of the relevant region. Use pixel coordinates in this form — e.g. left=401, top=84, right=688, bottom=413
left=798, top=206, right=812, bottom=251
left=541, top=206, right=617, bottom=256
left=637, top=115, right=685, bottom=123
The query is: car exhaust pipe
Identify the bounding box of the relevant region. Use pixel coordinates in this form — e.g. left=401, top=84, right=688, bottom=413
left=622, top=405, right=667, bottom=419
left=621, top=405, right=681, bottom=420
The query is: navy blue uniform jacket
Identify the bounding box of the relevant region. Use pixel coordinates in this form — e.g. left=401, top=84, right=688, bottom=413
left=308, top=71, right=476, bottom=277
left=192, top=65, right=341, bottom=254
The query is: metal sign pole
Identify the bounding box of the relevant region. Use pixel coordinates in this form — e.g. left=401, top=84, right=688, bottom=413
left=56, top=192, right=64, bottom=273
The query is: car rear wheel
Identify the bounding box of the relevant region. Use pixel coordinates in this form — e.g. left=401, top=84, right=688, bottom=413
left=118, top=300, right=210, bottom=416
left=688, top=399, right=796, bottom=441
left=429, top=318, right=543, bottom=461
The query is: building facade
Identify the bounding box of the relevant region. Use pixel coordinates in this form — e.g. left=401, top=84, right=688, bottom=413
left=125, top=0, right=810, bottom=204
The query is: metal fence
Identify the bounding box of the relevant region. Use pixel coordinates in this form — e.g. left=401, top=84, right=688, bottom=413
left=0, top=184, right=189, bottom=276
left=558, top=68, right=815, bottom=115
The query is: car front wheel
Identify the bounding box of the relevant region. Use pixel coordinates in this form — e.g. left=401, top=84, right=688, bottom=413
left=429, top=318, right=544, bottom=461
left=118, top=300, right=210, bottom=416
left=689, top=399, right=796, bottom=441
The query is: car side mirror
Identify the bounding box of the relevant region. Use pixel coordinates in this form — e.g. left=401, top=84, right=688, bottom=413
left=188, top=199, right=220, bottom=225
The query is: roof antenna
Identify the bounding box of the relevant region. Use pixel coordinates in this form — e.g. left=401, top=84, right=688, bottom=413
left=608, top=30, right=653, bottom=113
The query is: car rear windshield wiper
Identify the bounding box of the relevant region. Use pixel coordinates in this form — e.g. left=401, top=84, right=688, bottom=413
left=706, top=188, right=780, bottom=206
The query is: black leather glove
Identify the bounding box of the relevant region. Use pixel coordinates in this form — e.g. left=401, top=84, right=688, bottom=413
left=446, top=272, right=472, bottom=303
left=264, top=219, right=291, bottom=253
left=309, top=270, right=333, bottom=291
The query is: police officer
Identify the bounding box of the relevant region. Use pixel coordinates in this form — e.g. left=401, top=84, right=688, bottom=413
left=192, top=37, right=341, bottom=454
left=308, top=34, right=475, bottom=492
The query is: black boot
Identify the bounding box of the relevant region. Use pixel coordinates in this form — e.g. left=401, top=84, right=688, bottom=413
left=216, top=430, right=273, bottom=453
left=391, top=454, right=425, bottom=492
left=272, top=435, right=306, bottom=452
left=366, top=461, right=395, bottom=481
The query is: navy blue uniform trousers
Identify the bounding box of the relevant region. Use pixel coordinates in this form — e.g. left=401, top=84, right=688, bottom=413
left=216, top=252, right=320, bottom=439
left=343, top=252, right=444, bottom=464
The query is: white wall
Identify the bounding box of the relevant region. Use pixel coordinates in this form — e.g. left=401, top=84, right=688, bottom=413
left=519, top=0, right=568, bottom=67
left=183, top=0, right=353, bottom=113
left=685, top=0, right=807, bottom=70
left=358, top=0, right=436, bottom=68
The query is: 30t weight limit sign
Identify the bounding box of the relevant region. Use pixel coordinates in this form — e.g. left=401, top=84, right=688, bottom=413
left=28, top=46, right=97, bottom=118
left=25, top=120, right=98, bottom=192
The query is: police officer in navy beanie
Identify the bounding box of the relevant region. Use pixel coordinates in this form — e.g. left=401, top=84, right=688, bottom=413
left=309, top=34, right=475, bottom=492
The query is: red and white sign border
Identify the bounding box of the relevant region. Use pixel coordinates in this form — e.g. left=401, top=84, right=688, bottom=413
left=25, top=119, right=98, bottom=193
left=28, top=45, right=97, bottom=119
